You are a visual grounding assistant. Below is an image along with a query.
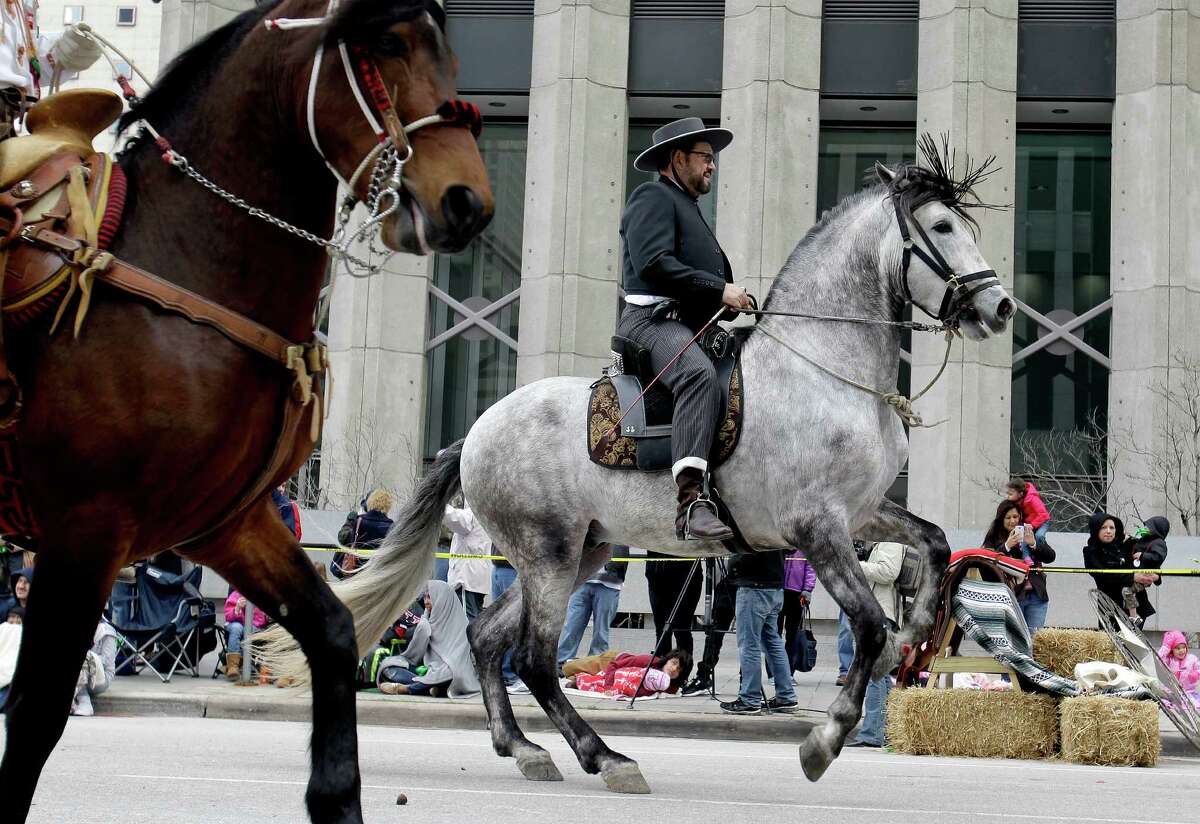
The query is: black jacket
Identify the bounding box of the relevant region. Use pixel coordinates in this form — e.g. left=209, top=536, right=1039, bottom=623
left=620, top=176, right=732, bottom=327
left=982, top=532, right=1056, bottom=602
left=590, top=545, right=630, bottom=587
left=1131, top=516, right=1170, bottom=569
left=726, top=550, right=786, bottom=589
left=1083, top=511, right=1134, bottom=608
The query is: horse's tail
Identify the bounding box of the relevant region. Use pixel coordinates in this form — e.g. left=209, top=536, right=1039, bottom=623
left=255, top=440, right=463, bottom=684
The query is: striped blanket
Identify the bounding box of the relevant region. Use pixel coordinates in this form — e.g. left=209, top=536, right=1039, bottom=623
left=952, top=579, right=1153, bottom=699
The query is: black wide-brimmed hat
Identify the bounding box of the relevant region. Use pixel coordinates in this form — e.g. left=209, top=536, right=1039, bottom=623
left=633, top=117, right=734, bottom=173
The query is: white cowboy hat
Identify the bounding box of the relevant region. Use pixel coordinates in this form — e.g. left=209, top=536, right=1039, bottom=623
left=633, top=117, right=733, bottom=173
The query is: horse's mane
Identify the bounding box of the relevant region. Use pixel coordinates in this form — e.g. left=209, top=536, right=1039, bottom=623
left=119, top=0, right=446, bottom=135
left=118, top=0, right=284, bottom=133
left=762, top=133, right=1001, bottom=310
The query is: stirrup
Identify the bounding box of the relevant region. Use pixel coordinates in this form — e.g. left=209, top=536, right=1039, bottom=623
left=677, top=495, right=721, bottom=541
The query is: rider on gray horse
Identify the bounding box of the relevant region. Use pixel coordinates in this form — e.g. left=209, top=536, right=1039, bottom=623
left=617, top=118, right=753, bottom=542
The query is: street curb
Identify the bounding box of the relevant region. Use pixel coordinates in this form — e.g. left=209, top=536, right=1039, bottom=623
left=93, top=690, right=1199, bottom=757
left=95, top=690, right=819, bottom=744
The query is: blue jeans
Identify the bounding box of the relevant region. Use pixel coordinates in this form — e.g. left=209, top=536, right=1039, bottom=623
left=1034, top=522, right=1050, bottom=544
left=855, top=674, right=892, bottom=746
left=432, top=555, right=450, bottom=583
left=491, top=565, right=519, bottom=684
left=1018, top=591, right=1049, bottom=636
left=837, top=610, right=855, bottom=677
left=735, top=587, right=796, bottom=707
left=556, top=583, right=621, bottom=666
left=227, top=621, right=245, bottom=654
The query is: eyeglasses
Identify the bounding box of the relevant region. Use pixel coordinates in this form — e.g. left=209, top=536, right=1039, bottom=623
left=686, top=151, right=716, bottom=166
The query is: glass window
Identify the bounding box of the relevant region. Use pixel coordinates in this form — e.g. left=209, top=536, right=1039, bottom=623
left=116, top=7, right=137, bottom=25
left=63, top=6, right=84, bottom=24
left=424, top=123, right=526, bottom=460
left=816, top=128, right=916, bottom=504
left=626, top=122, right=719, bottom=229
left=1011, top=131, right=1111, bottom=477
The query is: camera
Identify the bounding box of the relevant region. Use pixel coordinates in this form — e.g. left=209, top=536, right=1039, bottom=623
left=853, top=540, right=872, bottom=561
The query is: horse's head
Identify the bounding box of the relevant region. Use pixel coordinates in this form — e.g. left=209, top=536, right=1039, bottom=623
left=874, top=137, right=1015, bottom=341
left=298, top=0, right=494, bottom=254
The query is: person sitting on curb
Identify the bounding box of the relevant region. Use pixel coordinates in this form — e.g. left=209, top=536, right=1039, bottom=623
left=70, top=621, right=118, bottom=716
left=846, top=541, right=905, bottom=748
left=377, top=580, right=480, bottom=698
left=720, top=549, right=799, bottom=715
left=224, top=589, right=270, bottom=681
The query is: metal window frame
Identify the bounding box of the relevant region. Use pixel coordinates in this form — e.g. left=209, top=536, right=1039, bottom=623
left=1011, top=296, right=1111, bottom=369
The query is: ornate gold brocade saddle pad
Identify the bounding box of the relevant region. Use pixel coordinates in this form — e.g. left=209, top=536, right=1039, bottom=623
left=587, top=355, right=743, bottom=472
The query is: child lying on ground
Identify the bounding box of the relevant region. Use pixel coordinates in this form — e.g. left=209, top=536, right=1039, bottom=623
left=562, top=649, right=691, bottom=697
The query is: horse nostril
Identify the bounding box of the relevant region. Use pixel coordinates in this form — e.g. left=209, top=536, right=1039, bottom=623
left=997, top=298, right=1015, bottom=319
left=442, top=185, right=485, bottom=238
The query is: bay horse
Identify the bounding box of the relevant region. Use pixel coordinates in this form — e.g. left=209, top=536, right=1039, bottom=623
left=0, top=1, right=492, bottom=822
left=263, top=141, right=1014, bottom=792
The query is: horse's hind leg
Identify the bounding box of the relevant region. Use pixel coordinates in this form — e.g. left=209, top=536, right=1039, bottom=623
left=853, top=498, right=951, bottom=651
left=788, top=519, right=887, bottom=782
left=194, top=501, right=363, bottom=824
left=469, top=567, right=564, bottom=782
left=0, top=536, right=123, bottom=822
left=515, top=545, right=649, bottom=793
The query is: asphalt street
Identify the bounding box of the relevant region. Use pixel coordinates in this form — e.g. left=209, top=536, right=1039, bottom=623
left=6, top=716, right=1200, bottom=824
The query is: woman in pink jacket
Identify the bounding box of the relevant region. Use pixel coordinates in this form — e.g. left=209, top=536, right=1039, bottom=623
left=223, top=590, right=270, bottom=681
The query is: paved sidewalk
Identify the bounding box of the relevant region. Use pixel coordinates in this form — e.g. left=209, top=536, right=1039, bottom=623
left=90, top=627, right=1199, bottom=757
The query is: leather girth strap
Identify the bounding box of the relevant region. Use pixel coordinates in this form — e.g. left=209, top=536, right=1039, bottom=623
left=0, top=216, right=327, bottom=553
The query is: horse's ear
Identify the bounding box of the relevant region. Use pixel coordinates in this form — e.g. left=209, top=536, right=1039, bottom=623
left=874, top=162, right=896, bottom=185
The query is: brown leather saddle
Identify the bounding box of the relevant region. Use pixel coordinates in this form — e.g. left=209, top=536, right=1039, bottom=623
left=588, top=333, right=744, bottom=472
left=0, top=90, right=327, bottom=546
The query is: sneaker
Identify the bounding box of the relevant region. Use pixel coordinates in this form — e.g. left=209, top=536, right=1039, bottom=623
left=505, top=680, right=531, bottom=695
left=719, top=699, right=764, bottom=715
left=766, top=696, right=799, bottom=714
left=845, top=739, right=882, bottom=748
left=680, top=678, right=711, bottom=697
left=835, top=674, right=848, bottom=687
left=71, top=691, right=94, bottom=717
left=378, top=682, right=410, bottom=695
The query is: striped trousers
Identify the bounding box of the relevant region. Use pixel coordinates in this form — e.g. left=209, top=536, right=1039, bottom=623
left=615, top=304, right=721, bottom=476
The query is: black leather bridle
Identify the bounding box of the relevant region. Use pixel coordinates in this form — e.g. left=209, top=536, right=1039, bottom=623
left=892, top=191, right=1001, bottom=323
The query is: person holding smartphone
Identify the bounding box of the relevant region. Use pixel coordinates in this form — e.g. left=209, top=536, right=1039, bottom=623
left=982, top=500, right=1055, bottom=633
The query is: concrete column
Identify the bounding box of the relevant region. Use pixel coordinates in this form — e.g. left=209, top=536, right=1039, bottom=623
left=908, top=0, right=1017, bottom=529
left=1108, top=1, right=1200, bottom=525
left=717, top=0, right=822, bottom=303
left=323, top=218, right=433, bottom=508
left=515, top=0, right=630, bottom=384
left=158, top=0, right=255, bottom=68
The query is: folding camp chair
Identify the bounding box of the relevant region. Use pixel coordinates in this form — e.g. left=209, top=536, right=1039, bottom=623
left=105, top=563, right=223, bottom=682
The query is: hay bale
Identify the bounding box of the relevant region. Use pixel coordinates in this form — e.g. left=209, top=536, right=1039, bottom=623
left=1059, top=696, right=1160, bottom=767
left=887, top=688, right=1059, bottom=760
left=1033, top=628, right=1119, bottom=678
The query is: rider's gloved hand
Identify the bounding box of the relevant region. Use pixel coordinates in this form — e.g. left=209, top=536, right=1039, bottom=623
left=49, top=24, right=104, bottom=73
left=721, top=283, right=752, bottom=310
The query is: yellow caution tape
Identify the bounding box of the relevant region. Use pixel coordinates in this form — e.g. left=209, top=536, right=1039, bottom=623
left=303, top=546, right=1200, bottom=575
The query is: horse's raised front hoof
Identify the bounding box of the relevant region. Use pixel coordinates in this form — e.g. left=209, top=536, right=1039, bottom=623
left=516, top=752, right=564, bottom=782
left=799, top=731, right=836, bottom=782
left=601, top=762, right=651, bottom=794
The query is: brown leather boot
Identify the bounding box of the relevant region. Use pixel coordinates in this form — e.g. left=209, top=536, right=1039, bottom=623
left=225, top=652, right=242, bottom=681
left=675, top=468, right=733, bottom=541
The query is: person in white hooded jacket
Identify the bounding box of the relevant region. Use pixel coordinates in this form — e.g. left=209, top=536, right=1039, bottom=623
left=443, top=498, right=493, bottom=621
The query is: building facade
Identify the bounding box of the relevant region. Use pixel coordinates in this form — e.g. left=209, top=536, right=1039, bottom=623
left=323, top=0, right=1200, bottom=532
left=100, top=0, right=1191, bottom=533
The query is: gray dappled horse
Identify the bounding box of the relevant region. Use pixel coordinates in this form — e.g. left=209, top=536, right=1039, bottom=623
left=263, top=142, right=1014, bottom=791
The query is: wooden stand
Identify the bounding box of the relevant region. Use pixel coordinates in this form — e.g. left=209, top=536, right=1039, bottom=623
left=924, top=569, right=1022, bottom=691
